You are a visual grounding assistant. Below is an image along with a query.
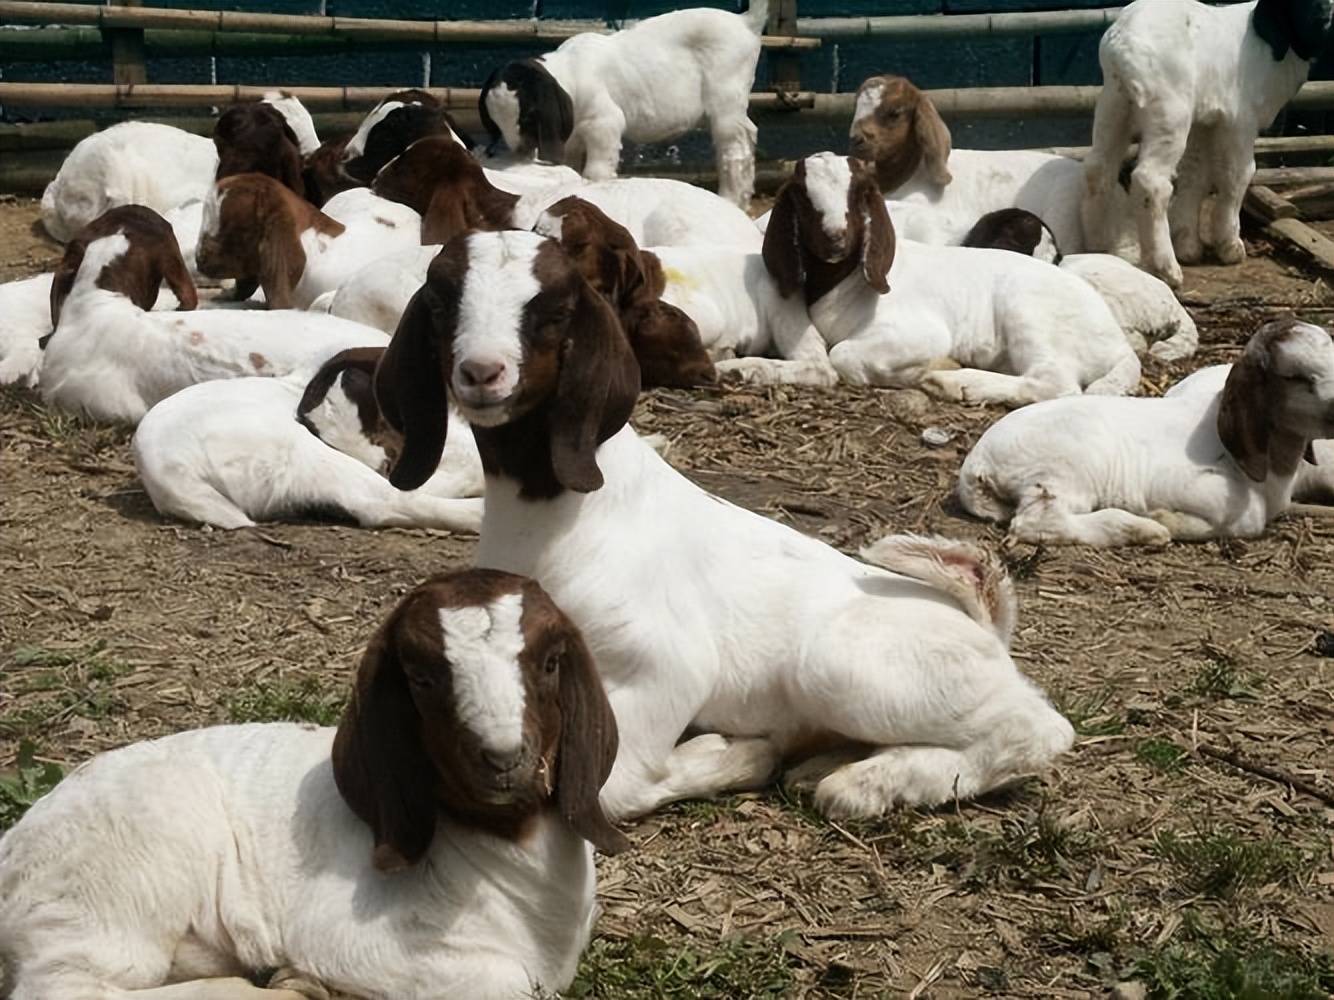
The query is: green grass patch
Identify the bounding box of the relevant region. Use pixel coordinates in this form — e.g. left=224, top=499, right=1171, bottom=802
left=923, top=802, right=1101, bottom=888
left=0, top=741, right=65, bottom=832
left=1134, top=920, right=1334, bottom=1000
left=1136, top=739, right=1187, bottom=772
left=1, top=642, right=133, bottom=739
left=1154, top=826, right=1301, bottom=898
left=223, top=677, right=345, bottom=726
left=1189, top=646, right=1256, bottom=700
left=568, top=933, right=796, bottom=998
left=1051, top=687, right=1124, bottom=737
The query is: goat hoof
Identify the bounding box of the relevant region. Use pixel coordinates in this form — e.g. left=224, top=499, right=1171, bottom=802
left=1172, top=235, right=1204, bottom=265
left=268, top=968, right=331, bottom=1000
left=1213, top=238, right=1245, bottom=266
left=1150, top=258, right=1184, bottom=289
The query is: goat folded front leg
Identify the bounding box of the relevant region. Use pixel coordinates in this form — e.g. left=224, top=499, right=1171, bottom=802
left=920, top=366, right=1082, bottom=408
left=716, top=356, right=839, bottom=387
left=600, top=732, right=780, bottom=820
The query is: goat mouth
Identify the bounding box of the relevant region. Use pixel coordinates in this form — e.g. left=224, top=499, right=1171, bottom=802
left=454, top=396, right=514, bottom=427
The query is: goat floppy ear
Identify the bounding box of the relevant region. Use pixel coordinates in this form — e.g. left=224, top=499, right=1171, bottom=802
left=48, top=239, right=85, bottom=330
left=913, top=93, right=953, bottom=187
left=1217, top=351, right=1271, bottom=483
left=298, top=346, right=386, bottom=417
left=332, top=610, right=437, bottom=871
left=422, top=187, right=472, bottom=246
left=159, top=234, right=199, bottom=312
left=860, top=174, right=896, bottom=295
left=531, top=71, right=574, bottom=163
left=256, top=208, right=305, bottom=310
left=478, top=67, right=505, bottom=154
left=762, top=184, right=805, bottom=299
left=556, top=626, right=630, bottom=855
left=377, top=284, right=454, bottom=491
left=549, top=282, right=641, bottom=493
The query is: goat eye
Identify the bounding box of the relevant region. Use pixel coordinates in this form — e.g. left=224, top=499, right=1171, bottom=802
left=543, top=652, right=561, bottom=675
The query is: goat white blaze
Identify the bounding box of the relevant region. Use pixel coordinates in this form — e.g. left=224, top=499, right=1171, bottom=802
left=438, top=593, right=527, bottom=757
left=303, top=376, right=387, bottom=473
left=851, top=83, right=884, bottom=129
left=72, top=233, right=131, bottom=296
left=344, top=101, right=406, bottom=161
left=1034, top=225, right=1060, bottom=265
left=450, top=231, right=543, bottom=424
left=485, top=82, right=523, bottom=152
left=804, top=153, right=854, bottom=241
left=200, top=186, right=227, bottom=241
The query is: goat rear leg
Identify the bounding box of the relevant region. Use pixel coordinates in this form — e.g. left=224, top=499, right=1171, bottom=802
left=1206, top=129, right=1257, bottom=266
left=712, top=114, right=758, bottom=209
left=1130, top=117, right=1191, bottom=288
left=1009, top=493, right=1170, bottom=547
left=1081, top=82, right=1135, bottom=252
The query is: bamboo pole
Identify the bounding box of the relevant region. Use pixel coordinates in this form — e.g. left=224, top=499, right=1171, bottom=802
left=0, top=1, right=820, bottom=48
left=796, top=7, right=1122, bottom=39
left=0, top=26, right=473, bottom=60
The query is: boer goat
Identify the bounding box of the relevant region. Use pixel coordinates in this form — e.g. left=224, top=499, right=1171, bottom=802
left=0, top=571, right=626, bottom=1000
left=372, top=229, right=1074, bottom=821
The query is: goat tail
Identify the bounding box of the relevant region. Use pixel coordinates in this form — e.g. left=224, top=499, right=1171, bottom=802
left=859, top=533, right=1018, bottom=647
left=743, top=0, right=770, bottom=33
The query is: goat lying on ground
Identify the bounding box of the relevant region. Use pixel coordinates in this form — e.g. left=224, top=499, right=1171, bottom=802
left=373, top=229, right=1074, bottom=821
left=479, top=3, right=765, bottom=207
left=958, top=318, right=1334, bottom=546
left=134, top=347, right=483, bottom=532
left=1082, top=0, right=1334, bottom=286
left=41, top=216, right=389, bottom=424
left=196, top=173, right=421, bottom=309
left=754, top=153, right=1139, bottom=404
left=0, top=570, right=626, bottom=1000
left=962, top=207, right=1199, bottom=362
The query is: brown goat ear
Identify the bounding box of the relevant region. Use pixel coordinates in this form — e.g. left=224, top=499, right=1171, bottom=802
left=48, top=241, right=85, bottom=329
left=762, top=184, right=805, bottom=299
left=913, top=93, right=953, bottom=187
left=298, top=346, right=386, bottom=419
left=257, top=216, right=305, bottom=310
left=332, top=610, right=437, bottom=871
left=549, top=283, right=641, bottom=493
left=376, top=285, right=454, bottom=491
left=556, top=627, right=630, bottom=855
left=159, top=234, right=199, bottom=311
left=1217, top=352, right=1271, bottom=483
left=422, top=186, right=471, bottom=246
left=860, top=173, right=896, bottom=295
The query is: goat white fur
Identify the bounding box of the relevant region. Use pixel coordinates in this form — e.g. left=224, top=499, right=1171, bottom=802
left=261, top=90, right=321, bottom=156
left=762, top=153, right=1140, bottom=405
left=481, top=4, right=765, bottom=207
left=1082, top=0, right=1332, bottom=287
left=133, top=360, right=482, bottom=532
left=40, top=232, right=390, bottom=424
left=958, top=319, right=1334, bottom=546
left=379, top=230, right=1075, bottom=821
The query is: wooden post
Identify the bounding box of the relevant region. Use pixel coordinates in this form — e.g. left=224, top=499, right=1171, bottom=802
left=105, top=0, right=146, bottom=86
left=766, top=0, right=801, bottom=95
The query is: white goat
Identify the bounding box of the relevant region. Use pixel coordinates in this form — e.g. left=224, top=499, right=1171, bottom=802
left=756, top=153, right=1139, bottom=404
left=958, top=318, right=1334, bottom=546
left=960, top=207, right=1199, bottom=362
left=40, top=230, right=389, bottom=424
left=373, top=229, right=1074, bottom=822
left=0, top=571, right=628, bottom=1000
left=1082, top=0, right=1334, bottom=287
left=479, top=3, right=766, bottom=207
left=134, top=347, right=483, bottom=532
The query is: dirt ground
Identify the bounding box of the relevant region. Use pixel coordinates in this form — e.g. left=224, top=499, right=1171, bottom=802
left=1, top=193, right=1333, bottom=999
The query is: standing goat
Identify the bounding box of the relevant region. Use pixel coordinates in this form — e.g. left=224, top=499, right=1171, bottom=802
left=1082, top=0, right=1334, bottom=287
left=958, top=318, right=1334, bottom=546
left=478, top=3, right=767, bottom=207
left=758, top=153, right=1139, bottom=403
left=372, top=229, right=1074, bottom=822
left=0, top=571, right=626, bottom=1000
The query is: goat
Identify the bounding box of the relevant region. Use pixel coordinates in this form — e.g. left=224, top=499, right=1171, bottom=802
left=134, top=347, right=483, bottom=531
left=958, top=318, right=1334, bottom=545
left=847, top=74, right=1124, bottom=254
left=260, top=90, right=321, bottom=157
left=371, top=228, right=1074, bottom=821
left=962, top=207, right=1199, bottom=362
left=342, top=89, right=472, bottom=184
left=196, top=173, right=421, bottom=309
left=40, top=224, right=390, bottom=424
left=479, top=3, right=766, bottom=207
left=1082, top=0, right=1334, bottom=287
left=757, top=152, right=1139, bottom=404
left=0, top=570, right=626, bottom=1000
left=214, top=101, right=307, bottom=198
left=302, top=133, right=358, bottom=207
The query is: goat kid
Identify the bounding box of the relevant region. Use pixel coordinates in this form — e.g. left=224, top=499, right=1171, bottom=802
left=962, top=207, right=1199, bottom=362
left=342, top=89, right=473, bottom=184
left=758, top=153, right=1139, bottom=404
left=41, top=226, right=389, bottom=424
left=958, top=318, right=1334, bottom=546
left=134, top=347, right=483, bottom=532
left=1082, top=0, right=1334, bottom=287
left=479, top=4, right=766, bottom=207
left=0, top=570, right=626, bottom=1000
left=372, top=229, right=1074, bottom=822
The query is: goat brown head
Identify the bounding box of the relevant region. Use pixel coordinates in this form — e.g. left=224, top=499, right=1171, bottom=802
left=302, top=134, right=360, bottom=208
left=961, top=208, right=1063, bottom=264
left=332, top=569, right=629, bottom=871
left=372, top=136, right=520, bottom=246
left=297, top=346, right=404, bottom=475
left=848, top=75, right=952, bottom=192
left=763, top=153, right=896, bottom=304
left=343, top=91, right=474, bottom=184
left=214, top=101, right=307, bottom=200
left=48, top=204, right=198, bottom=333
left=373, top=230, right=640, bottom=499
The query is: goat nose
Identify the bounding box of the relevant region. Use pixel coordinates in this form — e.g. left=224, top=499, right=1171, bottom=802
left=460, top=358, right=507, bottom=388
left=482, top=747, right=523, bottom=773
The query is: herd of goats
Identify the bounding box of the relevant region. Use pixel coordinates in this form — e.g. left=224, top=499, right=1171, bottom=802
left=1, top=0, right=1333, bottom=997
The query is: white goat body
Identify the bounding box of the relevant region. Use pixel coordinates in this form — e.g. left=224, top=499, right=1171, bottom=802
left=0, top=723, right=596, bottom=1000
